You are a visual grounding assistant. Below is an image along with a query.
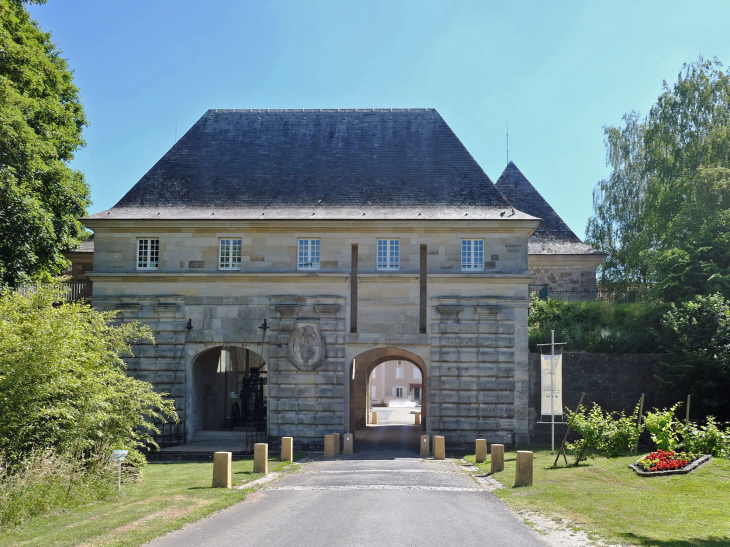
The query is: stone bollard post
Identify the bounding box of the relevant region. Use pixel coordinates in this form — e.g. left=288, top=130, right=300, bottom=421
left=515, top=451, right=534, bottom=487
left=491, top=444, right=505, bottom=473
left=420, top=434, right=430, bottom=457
left=254, top=443, right=268, bottom=474
left=475, top=439, right=487, bottom=463
left=323, top=434, right=335, bottom=458
left=212, top=452, right=232, bottom=488
left=343, top=433, right=354, bottom=455
left=372, top=411, right=378, bottom=425
left=332, top=433, right=341, bottom=455
left=433, top=435, right=445, bottom=460
left=281, top=437, right=294, bottom=462
left=415, top=412, right=421, bottom=425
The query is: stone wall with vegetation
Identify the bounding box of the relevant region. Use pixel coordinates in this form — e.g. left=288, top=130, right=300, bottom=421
left=527, top=352, right=675, bottom=445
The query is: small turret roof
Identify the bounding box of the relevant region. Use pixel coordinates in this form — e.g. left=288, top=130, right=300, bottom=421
left=495, top=162, right=604, bottom=255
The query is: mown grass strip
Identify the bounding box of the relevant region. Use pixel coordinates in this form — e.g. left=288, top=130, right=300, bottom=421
left=465, top=447, right=730, bottom=546
left=1, top=453, right=306, bottom=547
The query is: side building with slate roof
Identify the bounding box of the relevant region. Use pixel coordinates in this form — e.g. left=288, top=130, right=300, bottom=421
left=83, top=108, right=541, bottom=449
left=495, top=162, right=606, bottom=292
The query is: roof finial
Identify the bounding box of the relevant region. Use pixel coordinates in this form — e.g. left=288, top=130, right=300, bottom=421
left=506, top=122, right=509, bottom=164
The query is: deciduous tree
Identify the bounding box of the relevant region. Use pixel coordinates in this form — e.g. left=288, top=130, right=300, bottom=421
left=586, top=58, right=730, bottom=298
left=0, top=0, right=90, bottom=285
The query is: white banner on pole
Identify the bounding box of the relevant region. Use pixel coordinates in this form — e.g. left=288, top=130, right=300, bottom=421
left=541, top=354, right=563, bottom=416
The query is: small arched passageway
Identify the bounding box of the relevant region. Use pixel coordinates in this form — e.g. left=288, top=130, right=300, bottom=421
left=192, top=346, right=267, bottom=434
left=349, top=347, right=427, bottom=452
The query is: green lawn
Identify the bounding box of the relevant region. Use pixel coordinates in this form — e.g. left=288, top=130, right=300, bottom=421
left=465, top=448, right=730, bottom=547
left=1, top=453, right=306, bottom=547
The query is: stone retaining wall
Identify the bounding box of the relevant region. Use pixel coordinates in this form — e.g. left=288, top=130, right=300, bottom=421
left=527, top=352, right=674, bottom=444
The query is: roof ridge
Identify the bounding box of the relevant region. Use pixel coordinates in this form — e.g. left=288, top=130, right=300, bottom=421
left=208, top=108, right=437, bottom=114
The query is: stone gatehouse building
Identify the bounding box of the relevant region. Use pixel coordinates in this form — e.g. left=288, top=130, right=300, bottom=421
left=84, top=108, right=545, bottom=448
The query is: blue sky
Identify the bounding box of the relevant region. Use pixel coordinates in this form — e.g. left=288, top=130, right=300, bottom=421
left=29, top=0, right=730, bottom=238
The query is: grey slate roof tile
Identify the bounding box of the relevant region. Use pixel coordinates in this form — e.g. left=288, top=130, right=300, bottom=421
left=495, top=162, right=605, bottom=255
left=87, top=109, right=537, bottom=222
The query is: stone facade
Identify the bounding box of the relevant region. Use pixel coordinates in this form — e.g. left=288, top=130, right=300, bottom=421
left=528, top=254, right=605, bottom=291
left=430, top=296, right=529, bottom=446
left=86, top=221, right=536, bottom=447
left=82, top=108, right=546, bottom=449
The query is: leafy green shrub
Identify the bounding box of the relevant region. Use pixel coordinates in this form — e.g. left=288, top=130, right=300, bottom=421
left=566, top=403, right=643, bottom=464
left=679, top=418, right=730, bottom=458
left=0, top=286, right=177, bottom=469
left=528, top=296, right=668, bottom=353
left=659, top=294, right=730, bottom=421
left=644, top=405, right=681, bottom=450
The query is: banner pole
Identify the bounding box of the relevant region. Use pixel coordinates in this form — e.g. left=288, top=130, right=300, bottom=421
left=551, top=329, right=555, bottom=455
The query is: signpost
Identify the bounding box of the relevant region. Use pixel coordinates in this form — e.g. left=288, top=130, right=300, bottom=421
left=110, top=450, right=128, bottom=491
left=537, top=330, right=566, bottom=455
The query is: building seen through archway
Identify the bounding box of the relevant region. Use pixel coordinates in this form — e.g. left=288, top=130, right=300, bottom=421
left=350, top=348, right=427, bottom=451
left=369, top=359, right=422, bottom=407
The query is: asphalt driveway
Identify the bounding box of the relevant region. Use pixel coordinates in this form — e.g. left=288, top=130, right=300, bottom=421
left=146, top=454, right=548, bottom=547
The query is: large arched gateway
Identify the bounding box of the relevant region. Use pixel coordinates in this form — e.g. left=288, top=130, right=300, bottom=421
left=191, top=346, right=267, bottom=438
left=349, top=347, right=427, bottom=451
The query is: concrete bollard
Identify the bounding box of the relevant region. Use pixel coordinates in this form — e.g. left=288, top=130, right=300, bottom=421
left=254, top=443, right=268, bottom=474
left=515, top=451, right=534, bottom=487
left=281, top=437, right=294, bottom=462
left=372, top=411, right=378, bottom=425
left=343, top=433, right=354, bottom=455
left=323, top=434, right=335, bottom=458
left=475, top=439, right=487, bottom=463
left=491, top=444, right=505, bottom=473
left=415, top=412, right=421, bottom=425
left=420, top=434, right=430, bottom=457
left=433, top=435, right=445, bottom=460
left=212, top=451, right=232, bottom=488
left=332, top=433, right=340, bottom=455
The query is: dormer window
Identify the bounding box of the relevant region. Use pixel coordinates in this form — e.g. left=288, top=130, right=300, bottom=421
left=137, top=238, right=159, bottom=270
left=298, top=239, right=320, bottom=270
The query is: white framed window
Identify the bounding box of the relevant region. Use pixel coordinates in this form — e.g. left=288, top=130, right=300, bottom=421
left=371, top=367, right=376, bottom=379
left=397, top=360, right=403, bottom=366
left=413, top=367, right=422, bottom=380
left=394, top=387, right=404, bottom=397
left=298, top=239, right=320, bottom=270
left=219, top=238, right=242, bottom=270
left=396, top=367, right=404, bottom=380
left=371, top=386, right=377, bottom=398
left=377, top=239, right=399, bottom=270
left=137, top=238, right=159, bottom=270
left=461, top=239, right=484, bottom=271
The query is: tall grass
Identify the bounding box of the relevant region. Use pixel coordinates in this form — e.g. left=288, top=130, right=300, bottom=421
left=0, top=451, right=118, bottom=530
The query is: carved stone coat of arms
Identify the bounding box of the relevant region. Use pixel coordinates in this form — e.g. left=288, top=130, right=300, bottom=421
left=288, top=323, right=325, bottom=371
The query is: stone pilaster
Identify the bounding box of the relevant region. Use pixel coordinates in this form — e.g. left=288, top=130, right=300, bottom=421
left=268, top=295, right=347, bottom=446
left=430, top=296, right=527, bottom=446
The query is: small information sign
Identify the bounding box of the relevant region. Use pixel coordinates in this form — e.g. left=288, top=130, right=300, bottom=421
left=110, top=450, right=129, bottom=462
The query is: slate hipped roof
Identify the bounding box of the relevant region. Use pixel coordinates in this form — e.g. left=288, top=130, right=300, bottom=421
left=495, top=162, right=604, bottom=255
left=89, top=109, right=536, bottom=222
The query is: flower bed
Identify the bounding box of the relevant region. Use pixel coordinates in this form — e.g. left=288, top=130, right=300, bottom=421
left=630, top=450, right=712, bottom=476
